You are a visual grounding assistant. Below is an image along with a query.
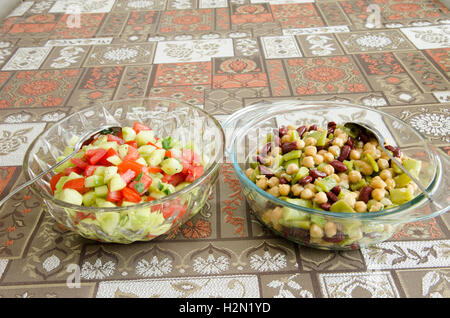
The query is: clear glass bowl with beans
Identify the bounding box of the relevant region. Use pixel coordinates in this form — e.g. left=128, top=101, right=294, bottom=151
left=223, top=100, right=449, bottom=250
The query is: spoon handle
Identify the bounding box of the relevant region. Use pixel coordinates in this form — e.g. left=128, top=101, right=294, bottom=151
left=380, top=146, right=440, bottom=208
left=0, top=152, right=76, bottom=208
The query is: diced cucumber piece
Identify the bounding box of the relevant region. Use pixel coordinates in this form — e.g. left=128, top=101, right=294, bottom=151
left=69, top=135, right=79, bottom=147
left=54, top=158, right=76, bottom=173
left=59, top=188, right=83, bottom=205
left=138, top=145, right=156, bottom=156
left=291, top=166, right=309, bottom=185
left=97, top=212, right=120, bottom=235
left=161, top=158, right=183, bottom=175
left=107, top=155, right=122, bottom=165
left=82, top=191, right=97, bottom=206
left=94, top=185, right=108, bottom=197
left=54, top=176, right=68, bottom=194
left=93, top=135, right=108, bottom=145
left=104, top=166, right=118, bottom=183
left=97, top=142, right=118, bottom=151
left=127, top=208, right=152, bottom=231
left=97, top=200, right=117, bottom=208
left=85, top=175, right=104, bottom=188
left=66, top=171, right=83, bottom=181
left=94, top=166, right=106, bottom=176
left=118, top=144, right=129, bottom=159
left=146, top=148, right=166, bottom=167
left=390, top=187, right=414, bottom=204
left=282, top=150, right=301, bottom=162
left=175, top=181, right=191, bottom=192
left=122, top=127, right=136, bottom=142
left=137, top=130, right=155, bottom=146
left=109, top=174, right=127, bottom=192
left=121, top=201, right=138, bottom=207
left=63, top=146, right=74, bottom=156
left=315, top=175, right=338, bottom=193
left=403, top=158, right=422, bottom=178
left=135, top=157, right=147, bottom=166
left=158, top=181, right=175, bottom=195
left=330, top=200, right=355, bottom=212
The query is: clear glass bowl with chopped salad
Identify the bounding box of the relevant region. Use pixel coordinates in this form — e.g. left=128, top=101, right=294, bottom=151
left=223, top=100, right=449, bottom=250
left=23, top=98, right=225, bottom=243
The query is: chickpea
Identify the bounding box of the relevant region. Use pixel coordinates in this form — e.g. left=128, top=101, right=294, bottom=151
left=313, top=154, right=324, bottom=165
left=332, top=174, right=340, bottom=183
left=380, top=151, right=390, bottom=160
left=304, top=183, right=316, bottom=193
left=256, top=176, right=268, bottom=190
left=332, top=137, right=345, bottom=147
left=245, top=168, right=254, bottom=179
left=385, top=178, right=395, bottom=190
left=356, top=160, right=373, bottom=175
left=287, top=124, right=296, bottom=131
left=279, top=184, right=290, bottom=196
left=348, top=170, right=362, bottom=183
left=296, top=139, right=305, bottom=150
left=304, top=137, right=317, bottom=146
left=328, top=145, right=340, bottom=157
left=377, top=158, right=389, bottom=171
left=304, top=145, right=317, bottom=157
left=370, top=176, right=387, bottom=189
left=334, top=128, right=344, bottom=136
left=300, top=188, right=314, bottom=200
left=379, top=169, right=392, bottom=180
left=291, top=184, right=304, bottom=196
left=324, top=222, right=337, bottom=238
left=267, top=185, right=280, bottom=197
left=271, top=146, right=282, bottom=156
left=323, top=152, right=335, bottom=163
left=348, top=228, right=363, bottom=240
left=318, top=149, right=327, bottom=156
left=321, top=164, right=334, bottom=176
left=364, top=142, right=376, bottom=152
left=267, top=176, right=280, bottom=188
left=302, top=156, right=315, bottom=168
left=281, top=134, right=291, bottom=143
left=264, top=156, right=274, bottom=166
left=313, top=191, right=328, bottom=204
left=271, top=207, right=283, bottom=225
left=350, top=149, right=362, bottom=160
left=354, top=201, right=367, bottom=213
left=286, top=163, right=299, bottom=175
left=369, top=201, right=384, bottom=212
left=310, top=224, right=324, bottom=239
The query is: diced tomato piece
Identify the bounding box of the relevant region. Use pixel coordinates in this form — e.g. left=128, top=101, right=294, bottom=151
left=120, top=169, right=136, bottom=184
left=162, top=203, right=187, bottom=222
left=144, top=166, right=163, bottom=174
left=64, top=167, right=83, bottom=176
left=70, top=157, right=88, bottom=170
left=123, top=145, right=139, bottom=161
left=118, top=131, right=123, bottom=140
left=106, top=190, right=123, bottom=203
left=76, top=212, right=95, bottom=220
left=122, top=187, right=141, bottom=203
left=128, top=173, right=152, bottom=194
left=117, top=160, right=144, bottom=175
left=147, top=196, right=156, bottom=201
left=133, top=122, right=151, bottom=134
left=63, top=178, right=88, bottom=194
left=147, top=141, right=160, bottom=149
left=162, top=172, right=185, bottom=186
left=165, top=150, right=173, bottom=158
left=185, top=165, right=204, bottom=183
left=84, top=165, right=100, bottom=177
left=125, top=140, right=138, bottom=148
left=50, top=173, right=64, bottom=194
left=107, top=134, right=124, bottom=145
left=98, top=148, right=118, bottom=165
left=85, top=148, right=107, bottom=165
left=181, top=149, right=202, bottom=165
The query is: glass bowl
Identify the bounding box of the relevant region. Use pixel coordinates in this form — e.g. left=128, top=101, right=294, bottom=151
left=223, top=100, right=449, bottom=250
left=23, top=98, right=225, bottom=243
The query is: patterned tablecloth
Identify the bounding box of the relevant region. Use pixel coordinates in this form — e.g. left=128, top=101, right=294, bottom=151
left=0, top=0, right=448, bottom=299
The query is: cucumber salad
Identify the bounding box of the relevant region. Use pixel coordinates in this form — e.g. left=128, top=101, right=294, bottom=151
left=49, top=121, right=205, bottom=241
left=246, top=122, right=423, bottom=248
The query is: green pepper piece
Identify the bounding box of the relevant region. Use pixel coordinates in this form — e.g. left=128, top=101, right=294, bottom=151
left=315, top=175, right=338, bottom=192
left=310, top=214, right=327, bottom=228
left=249, top=166, right=260, bottom=182
left=279, top=219, right=311, bottom=230
left=390, top=187, right=414, bottom=204
left=290, top=129, right=300, bottom=141
left=403, top=158, right=422, bottom=178
left=364, top=153, right=379, bottom=173
left=282, top=150, right=301, bottom=162
left=304, top=130, right=327, bottom=146
left=350, top=178, right=367, bottom=191
left=282, top=158, right=299, bottom=169
left=343, top=160, right=353, bottom=172
left=271, top=154, right=283, bottom=170
left=291, top=166, right=309, bottom=185
left=330, top=200, right=356, bottom=212
left=393, top=173, right=411, bottom=188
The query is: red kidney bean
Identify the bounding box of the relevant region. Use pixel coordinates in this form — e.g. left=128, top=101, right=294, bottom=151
left=255, top=155, right=267, bottom=165
left=279, top=126, right=288, bottom=137
left=331, top=185, right=341, bottom=195
left=258, top=165, right=274, bottom=178
left=273, top=135, right=281, bottom=146
left=320, top=202, right=331, bottom=211
left=337, top=145, right=351, bottom=162
left=326, top=191, right=338, bottom=203
left=308, top=124, right=317, bottom=131
left=296, top=125, right=306, bottom=138
left=385, top=145, right=400, bottom=157
left=330, top=160, right=348, bottom=173
left=327, top=121, right=337, bottom=134
left=299, top=176, right=313, bottom=186
left=345, top=137, right=354, bottom=148
left=323, top=231, right=345, bottom=243
left=279, top=177, right=288, bottom=184
left=358, top=185, right=373, bottom=203
left=260, top=143, right=272, bottom=156
left=281, top=141, right=298, bottom=154
left=359, top=131, right=369, bottom=143
left=310, top=169, right=327, bottom=179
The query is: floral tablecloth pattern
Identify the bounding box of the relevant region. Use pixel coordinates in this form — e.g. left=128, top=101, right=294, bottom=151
left=0, top=0, right=449, bottom=298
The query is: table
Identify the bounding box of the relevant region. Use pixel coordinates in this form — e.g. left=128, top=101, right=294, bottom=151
left=0, top=0, right=448, bottom=298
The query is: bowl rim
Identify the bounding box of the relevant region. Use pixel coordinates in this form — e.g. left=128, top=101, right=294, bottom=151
left=23, top=97, right=225, bottom=212
left=228, top=100, right=447, bottom=222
